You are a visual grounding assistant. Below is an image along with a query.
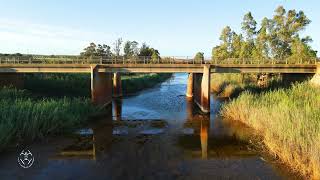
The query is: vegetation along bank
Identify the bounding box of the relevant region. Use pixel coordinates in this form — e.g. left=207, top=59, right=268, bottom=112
left=212, top=6, right=319, bottom=178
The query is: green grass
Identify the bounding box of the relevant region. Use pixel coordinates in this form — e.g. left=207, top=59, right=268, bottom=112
left=0, top=87, right=100, bottom=151
left=24, top=73, right=172, bottom=97
left=221, top=82, right=320, bottom=178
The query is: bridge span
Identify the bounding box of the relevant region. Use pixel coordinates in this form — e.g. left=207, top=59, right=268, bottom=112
left=0, top=63, right=319, bottom=113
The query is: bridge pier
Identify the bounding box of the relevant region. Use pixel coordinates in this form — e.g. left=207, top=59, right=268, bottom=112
left=91, top=66, right=112, bottom=106
left=311, top=64, right=320, bottom=86
left=113, top=72, right=122, bottom=98
left=190, top=65, right=211, bottom=113
left=186, top=73, right=194, bottom=98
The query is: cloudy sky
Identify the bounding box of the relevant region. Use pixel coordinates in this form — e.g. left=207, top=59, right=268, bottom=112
left=0, top=0, right=319, bottom=57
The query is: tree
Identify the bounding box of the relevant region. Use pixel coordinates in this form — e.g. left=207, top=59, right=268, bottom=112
left=80, top=42, right=97, bottom=57
left=241, top=12, right=257, bottom=41
left=253, top=17, right=269, bottom=59
left=124, top=41, right=139, bottom=58
left=212, top=26, right=233, bottom=61
left=287, top=37, right=317, bottom=63
left=123, top=41, right=132, bottom=58
left=194, top=52, right=204, bottom=63
left=151, top=49, right=160, bottom=62
left=230, top=32, right=242, bottom=58
left=113, top=38, right=123, bottom=57
left=96, top=44, right=112, bottom=57
left=81, top=43, right=112, bottom=58
left=139, top=43, right=153, bottom=57
left=268, top=6, right=311, bottom=59
left=212, top=6, right=317, bottom=63
left=212, top=45, right=229, bottom=61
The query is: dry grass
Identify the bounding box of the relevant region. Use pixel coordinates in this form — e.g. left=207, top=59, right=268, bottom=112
left=221, top=82, right=320, bottom=178
left=211, top=73, right=258, bottom=98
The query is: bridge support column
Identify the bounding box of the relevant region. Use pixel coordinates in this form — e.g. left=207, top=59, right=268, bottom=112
left=186, top=73, right=194, bottom=98
left=193, top=65, right=211, bottom=113
left=91, top=66, right=112, bottom=106
left=311, top=64, right=320, bottom=86
left=113, top=72, right=122, bottom=98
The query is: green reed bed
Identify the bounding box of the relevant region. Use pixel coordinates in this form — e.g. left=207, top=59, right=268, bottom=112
left=0, top=87, right=99, bottom=151
left=221, top=82, right=320, bottom=178
left=25, top=73, right=172, bottom=97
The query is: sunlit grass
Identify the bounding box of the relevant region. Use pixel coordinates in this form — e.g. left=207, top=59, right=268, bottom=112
left=221, top=82, right=320, bottom=178
left=211, top=73, right=284, bottom=98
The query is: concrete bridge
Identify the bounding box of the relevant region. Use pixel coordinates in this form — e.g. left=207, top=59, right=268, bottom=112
left=0, top=62, right=319, bottom=113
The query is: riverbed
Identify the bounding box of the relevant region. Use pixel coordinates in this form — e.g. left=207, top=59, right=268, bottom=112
left=0, top=73, right=299, bottom=180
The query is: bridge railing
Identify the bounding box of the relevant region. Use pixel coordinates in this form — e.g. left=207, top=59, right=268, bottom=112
left=0, top=56, right=318, bottom=65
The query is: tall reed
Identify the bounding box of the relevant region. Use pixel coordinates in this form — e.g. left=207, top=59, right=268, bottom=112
left=221, top=82, right=320, bottom=178
left=0, top=87, right=99, bottom=150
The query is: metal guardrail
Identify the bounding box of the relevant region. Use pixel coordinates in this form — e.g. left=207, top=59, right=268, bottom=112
left=0, top=56, right=318, bottom=65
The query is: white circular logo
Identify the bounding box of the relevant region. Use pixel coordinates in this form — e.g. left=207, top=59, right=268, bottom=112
left=17, top=149, right=34, bottom=168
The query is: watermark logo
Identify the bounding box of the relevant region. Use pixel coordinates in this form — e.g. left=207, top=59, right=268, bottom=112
left=17, top=149, right=34, bottom=168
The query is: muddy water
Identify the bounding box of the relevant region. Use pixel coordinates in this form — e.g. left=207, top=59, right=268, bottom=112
left=0, top=74, right=297, bottom=180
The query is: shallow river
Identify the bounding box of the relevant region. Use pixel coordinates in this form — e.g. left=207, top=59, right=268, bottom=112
left=0, top=73, right=298, bottom=180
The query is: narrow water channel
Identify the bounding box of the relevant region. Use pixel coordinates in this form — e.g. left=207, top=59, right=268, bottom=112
left=0, top=73, right=297, bottom=180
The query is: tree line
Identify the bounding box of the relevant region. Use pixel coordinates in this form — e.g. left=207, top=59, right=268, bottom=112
left=80, top=38, right=160, bottom=61
left=212, top=6, right=317, bottom=63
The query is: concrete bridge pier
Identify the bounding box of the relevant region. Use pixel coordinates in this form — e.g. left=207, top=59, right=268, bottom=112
left=191, top=65, right=211, bottom=113
left=113, top=72, right=122, bottom=98
left=186, top=73, right=194, bottom=98
left=311, top=64, right=320, bottom=86
left=91, top=66, right=112, bottom=106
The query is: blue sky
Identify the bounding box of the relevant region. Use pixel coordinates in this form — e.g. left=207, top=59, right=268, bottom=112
left=0, top=0, right=319, bottom=57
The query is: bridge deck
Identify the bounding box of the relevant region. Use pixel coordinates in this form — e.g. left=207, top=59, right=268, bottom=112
left=0, top=64, right=317, bottom=74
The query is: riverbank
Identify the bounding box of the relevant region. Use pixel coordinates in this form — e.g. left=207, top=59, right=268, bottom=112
left=0, top=73, right=171, bottom=151
left=24, top=73, right=172, bottom=97
left=210, top=73, right=282, bottom=99
left=221, top=82, right=320, bottom=178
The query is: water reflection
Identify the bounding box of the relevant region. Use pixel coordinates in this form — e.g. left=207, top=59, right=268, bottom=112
left=200, top=119, right=209, bottom=159
left=113, top=99, right=122, bottom=121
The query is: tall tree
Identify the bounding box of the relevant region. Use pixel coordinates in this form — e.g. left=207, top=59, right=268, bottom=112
left=253, top=17, right=269, bottom=59
left=194, top=52, right=204, bottom=63
left=124, top=41, right=139, bottom=58
left=151, top=49, right=160, bottom=62
left=113, top=38, right=123, bottom=57
left=80, top=42, right=97, bottom=57
left=241, top=12, right=257, bottom=41
left=269, top=6, right=311, bottom=59
left=212, top=6, right=317, bottom=63
left=230, top=32, right=243, bottom=58
left=139, top=43, right=153, bottom=57
left=212, top=26, right=233, bottom=60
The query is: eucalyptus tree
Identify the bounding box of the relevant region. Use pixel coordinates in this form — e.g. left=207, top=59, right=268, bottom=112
left=194, top=52, right=204, bottom=63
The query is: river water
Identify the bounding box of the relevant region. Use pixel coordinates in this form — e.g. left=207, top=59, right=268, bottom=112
left=0, top=73, right=297, bottom=180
